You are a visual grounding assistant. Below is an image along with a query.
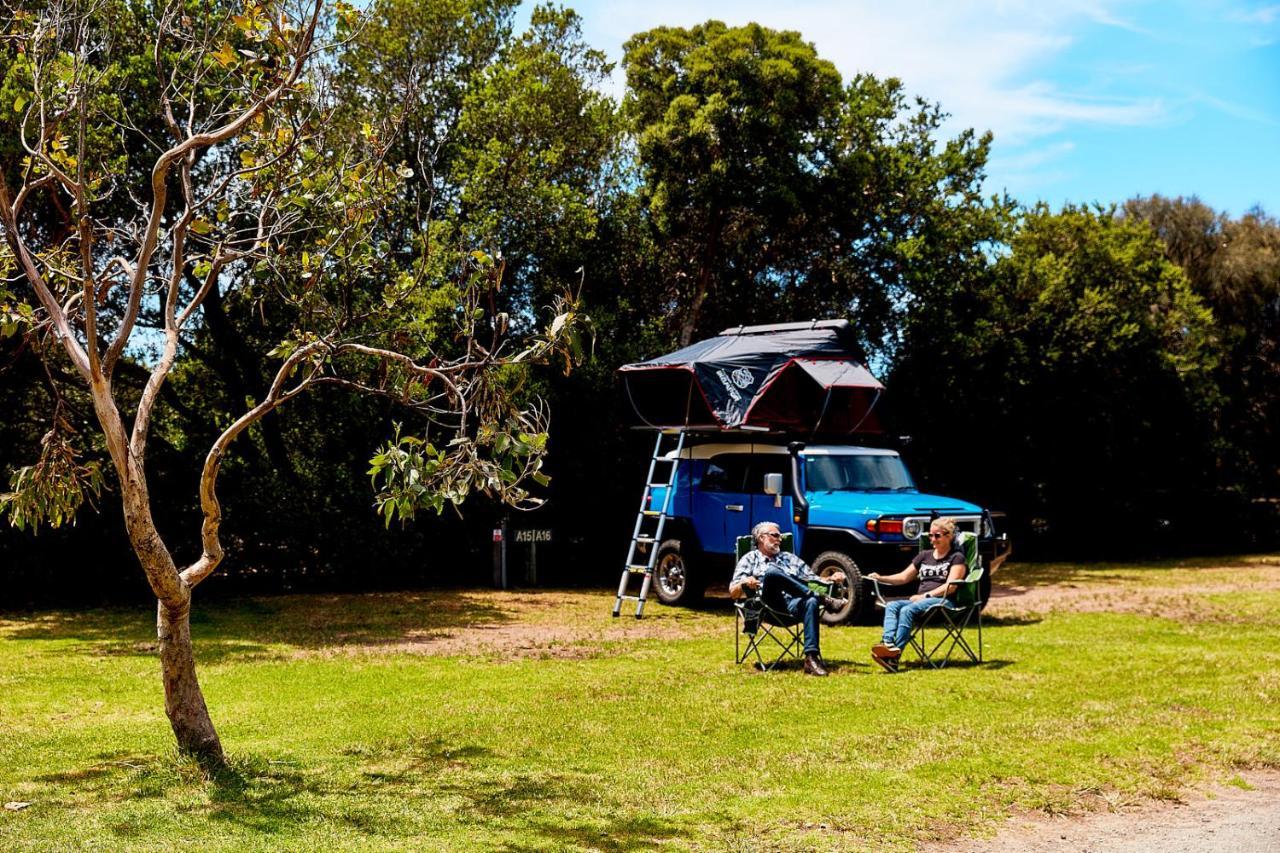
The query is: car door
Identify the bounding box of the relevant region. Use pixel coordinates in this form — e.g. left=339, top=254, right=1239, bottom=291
left=748, top=454, right=795, bottom=543
left=692, top=454, right=752, bottom=555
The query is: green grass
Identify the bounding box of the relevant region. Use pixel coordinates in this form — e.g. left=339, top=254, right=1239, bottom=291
left=2, top=556, right=1280, bottom=851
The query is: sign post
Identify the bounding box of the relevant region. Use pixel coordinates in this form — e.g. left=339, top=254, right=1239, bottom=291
left=492, top=518, right=508, bottom=589
left=511, top=528, right=553, bottom=587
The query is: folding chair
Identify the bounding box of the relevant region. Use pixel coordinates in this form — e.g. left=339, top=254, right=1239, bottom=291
left=733, top=534, right=833, bottom=671
left=867, top=531, right=984, bottom=669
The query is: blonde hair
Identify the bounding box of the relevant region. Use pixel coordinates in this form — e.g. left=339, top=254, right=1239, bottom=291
left=930, top=517, right=957, bottom=537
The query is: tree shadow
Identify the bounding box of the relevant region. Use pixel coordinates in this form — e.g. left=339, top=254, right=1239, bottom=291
left=995, top=554, right=1268, bottom=589
left=500, top=815, right=681, bottom=852
left=898, top=658, right=1016, bottom=672
left=1, top=591, right=519, bottom=662
left=980, top=613, right=1043, bottom=627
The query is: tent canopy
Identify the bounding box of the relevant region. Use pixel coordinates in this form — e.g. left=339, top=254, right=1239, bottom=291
left=618, top=320, right=884, bottom=434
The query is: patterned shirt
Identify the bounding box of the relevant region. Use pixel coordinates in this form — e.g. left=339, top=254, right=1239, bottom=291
left=912, top=546, right=965, bottom=595
left=731, top=548, right=819, bottom=590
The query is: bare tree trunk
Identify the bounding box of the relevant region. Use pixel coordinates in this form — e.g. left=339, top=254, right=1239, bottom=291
left=678, top=207, right=723, bottom=346
left=157, top=597, right=223, bottom=763
left=100, top=388, right=225, bottom=767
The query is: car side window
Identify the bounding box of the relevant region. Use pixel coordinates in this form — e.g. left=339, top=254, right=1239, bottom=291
left=747, top=455, right=792, bottom=494
left=700, top=455, right=750, bottom=493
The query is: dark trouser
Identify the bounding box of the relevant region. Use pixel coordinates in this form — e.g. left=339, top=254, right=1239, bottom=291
left=761, top=568, right=821, bottom=656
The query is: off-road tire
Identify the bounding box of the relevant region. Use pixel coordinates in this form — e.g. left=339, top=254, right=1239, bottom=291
left=653, top=539, right=704, bottom=606
left=812, top=550, right=861, bottom=625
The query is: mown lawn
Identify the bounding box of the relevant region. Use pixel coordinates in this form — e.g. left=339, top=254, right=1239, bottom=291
left=2, top=555, right=1279, bottom=851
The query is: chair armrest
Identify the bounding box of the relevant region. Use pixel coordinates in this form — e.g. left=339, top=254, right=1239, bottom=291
left=866, top=577, right=895, bottom=608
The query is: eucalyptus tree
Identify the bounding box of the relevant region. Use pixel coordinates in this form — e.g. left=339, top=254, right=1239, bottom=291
left=621, top=20, right=1005, bottom=350
left=1124, top=196, right=1280, bottom=500
left=0, top=0, right=585, bottom=764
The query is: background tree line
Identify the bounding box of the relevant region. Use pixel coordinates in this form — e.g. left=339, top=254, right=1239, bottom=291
left=3, top=1, right=1277, bottom=605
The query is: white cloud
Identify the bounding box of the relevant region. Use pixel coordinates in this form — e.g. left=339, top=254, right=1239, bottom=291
left=578, top=0, right=1169, bottom=145
left=991, top=141, right=1077, bottom=172
left=1228, top=4, right=1280, bottom=24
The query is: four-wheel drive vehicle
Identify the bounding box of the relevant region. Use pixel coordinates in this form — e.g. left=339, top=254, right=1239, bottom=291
left=615, top=319, right=1010, bottom=621
left=645, top=439, right=1009, bottom=623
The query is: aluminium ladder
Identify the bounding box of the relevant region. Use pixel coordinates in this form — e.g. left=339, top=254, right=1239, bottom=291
left=612, top=430, right=686, bottom=618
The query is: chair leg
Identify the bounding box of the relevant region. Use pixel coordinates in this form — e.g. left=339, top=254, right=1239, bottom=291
left=736, top=610, right=804, bottom=672
left=907, top=607, right=982, bottom=668
left=976, top=610, right=983, bottom=663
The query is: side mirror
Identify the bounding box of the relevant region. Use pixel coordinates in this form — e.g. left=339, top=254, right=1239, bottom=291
left=763, top=473, right=783, bottom=508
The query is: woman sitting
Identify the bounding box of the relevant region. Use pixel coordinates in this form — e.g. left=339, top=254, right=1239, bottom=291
left=865, top=517, right=967, bottom=671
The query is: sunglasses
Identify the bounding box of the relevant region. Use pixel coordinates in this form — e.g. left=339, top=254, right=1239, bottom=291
left=762, top=532, right=782, bottom=539
left=928, top=532, right=950, bottom=539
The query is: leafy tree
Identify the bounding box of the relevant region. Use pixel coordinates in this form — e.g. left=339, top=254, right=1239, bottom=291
left=890, top=204, right=1219, bottom=551
left=1124, top=196, right=1280, bottom=502
left=621, top=20, right=1006, bottom=350
left=453, top=4, right=621, bottom=319
left=0, top=0, right=585, bottom=765
left=148, top=0, right=616, bottom=586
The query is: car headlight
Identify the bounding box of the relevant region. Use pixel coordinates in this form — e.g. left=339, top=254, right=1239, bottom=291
left=902, top=517, right=924, bottom=540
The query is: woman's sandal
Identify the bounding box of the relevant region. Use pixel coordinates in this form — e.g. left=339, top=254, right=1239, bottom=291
left=872, top=653, right=900, bottom=672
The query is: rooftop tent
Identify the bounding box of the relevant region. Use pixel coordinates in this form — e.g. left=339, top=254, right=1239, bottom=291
left=619, top=320, right=885, bottom=434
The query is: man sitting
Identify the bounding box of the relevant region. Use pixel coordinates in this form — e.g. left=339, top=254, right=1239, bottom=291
left=729, top=521, right=847, bottom=676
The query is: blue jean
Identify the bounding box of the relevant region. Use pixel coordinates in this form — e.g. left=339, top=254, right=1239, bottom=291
left=882, top=598, right=946, bottom=649
left=761, top=568, right=822, bottom=656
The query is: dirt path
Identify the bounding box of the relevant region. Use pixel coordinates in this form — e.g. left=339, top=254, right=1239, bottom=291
left=929, top=769, right=1280, bottom=852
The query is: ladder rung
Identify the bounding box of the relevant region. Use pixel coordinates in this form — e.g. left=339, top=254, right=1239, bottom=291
left=615, top=429, right=684, bottom=619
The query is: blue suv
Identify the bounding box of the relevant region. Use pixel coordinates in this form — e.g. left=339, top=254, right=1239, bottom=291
left=646, top=439, right=1010, bottom=623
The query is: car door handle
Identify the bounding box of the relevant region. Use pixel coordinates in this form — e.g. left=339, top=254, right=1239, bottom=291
left=726, top=504, right=744, bottom=512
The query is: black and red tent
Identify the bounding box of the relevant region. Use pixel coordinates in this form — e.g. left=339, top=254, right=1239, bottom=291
left=618, top=320, right=884, bottom=434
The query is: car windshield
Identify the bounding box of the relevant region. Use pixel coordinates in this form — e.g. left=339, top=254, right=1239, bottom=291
left=805, top=455, right=916, bottom=492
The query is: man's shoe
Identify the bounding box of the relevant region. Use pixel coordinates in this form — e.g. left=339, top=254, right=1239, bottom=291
left=822, top=595, right=848, bottom=612
left=803, top=653, right=829, bottom=677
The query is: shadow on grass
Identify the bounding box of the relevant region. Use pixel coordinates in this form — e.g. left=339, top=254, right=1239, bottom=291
left=1, top=591, right=517, bottom=662
left=997, top=554, right=1279, bottom=588
left=35, top=751, right=334, bottom=830
left=897, top=658, right=1016, bottom=672
left=980, top=613, right=1042, bottom=627
left=339, top=736, right=681, bottom=847
left=451, top=773, right=680, bottom=851
left=501, top=815, right=681, bottom=852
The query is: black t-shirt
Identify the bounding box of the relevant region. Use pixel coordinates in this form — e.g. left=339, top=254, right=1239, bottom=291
left=912, top=546, right=965, bottom=595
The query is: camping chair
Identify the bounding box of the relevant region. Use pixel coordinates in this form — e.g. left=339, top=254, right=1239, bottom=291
left=867, top=531, right=984, bottom=669
left=733, top=534, right=834, bottom=671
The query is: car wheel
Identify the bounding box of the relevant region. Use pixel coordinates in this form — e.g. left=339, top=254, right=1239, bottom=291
left=653, top=539, right=704, bottom=606
left=813, top=550, right=861, bottom=625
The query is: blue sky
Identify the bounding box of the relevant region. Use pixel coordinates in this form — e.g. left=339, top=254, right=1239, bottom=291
left=525, top=0, right=1280, bottom=217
